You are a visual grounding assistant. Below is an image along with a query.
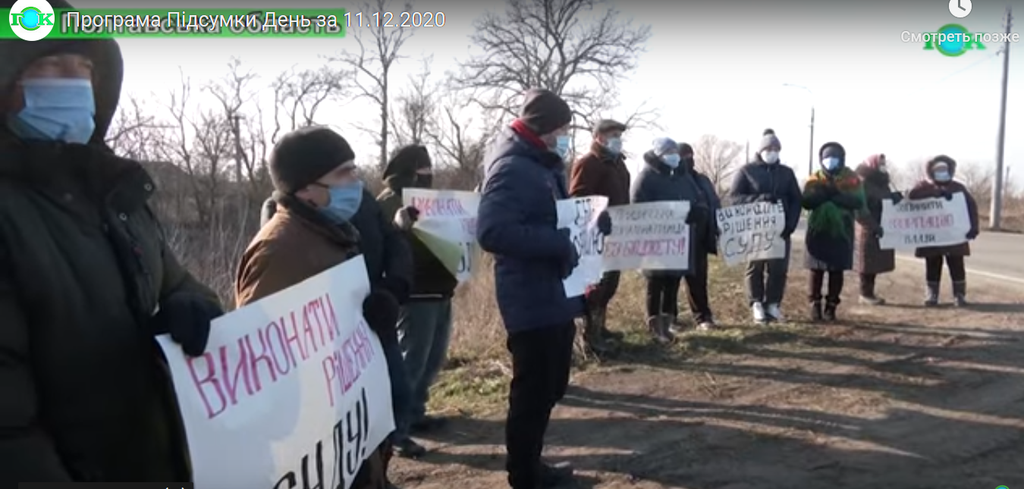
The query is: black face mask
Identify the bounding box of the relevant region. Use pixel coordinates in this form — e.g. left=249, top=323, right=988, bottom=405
left=415, top=174, right=433, bottom=188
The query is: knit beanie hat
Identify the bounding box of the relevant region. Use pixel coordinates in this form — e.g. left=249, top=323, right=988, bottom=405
left=519, top=88, right=572, bottom=135
left=759, top=128, right=781, bottom=151
left=269, top=126, right=356, bottom=194
left=651, top=137, right=678, bottom=156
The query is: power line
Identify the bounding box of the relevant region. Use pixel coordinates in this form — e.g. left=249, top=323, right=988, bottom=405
left=936, top=52, right=1000, bottom=83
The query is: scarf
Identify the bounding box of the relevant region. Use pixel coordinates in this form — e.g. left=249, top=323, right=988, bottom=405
left=805, top=167, right=864, bottom=238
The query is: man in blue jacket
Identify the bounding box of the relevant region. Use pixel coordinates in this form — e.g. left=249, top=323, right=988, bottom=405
left=726, top=129, right=802, bottom=324
left=477, top=88, right=591, bottom=489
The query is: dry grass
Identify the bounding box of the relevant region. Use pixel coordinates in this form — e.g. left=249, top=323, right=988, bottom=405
left=432, top=253, right=813, bottom=416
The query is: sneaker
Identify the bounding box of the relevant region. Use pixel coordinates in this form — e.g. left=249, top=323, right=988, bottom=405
left=410, top=415, right=447, bottom=434
left=766, top=303, right=784, bottom=322
left=539, top=461, right=574, bottom=487
left=858, top=295, right=886, bottom=306
left=695, top=320, right=715, bottom=331
left=751, top=302, right=767, bottom=323
left=393, top=437, right=426, bottom=459
left=669, top=317, right=688, bottom=335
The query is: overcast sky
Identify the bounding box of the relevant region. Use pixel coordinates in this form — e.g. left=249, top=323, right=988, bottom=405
left=75, top=0, right=1024, bottom=185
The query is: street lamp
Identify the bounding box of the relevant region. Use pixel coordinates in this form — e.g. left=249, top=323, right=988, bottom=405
left=783, top=83, right=815, bottom=177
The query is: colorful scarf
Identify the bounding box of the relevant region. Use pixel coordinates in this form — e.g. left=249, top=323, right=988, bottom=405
left=804, top=167, right=865, bottom=238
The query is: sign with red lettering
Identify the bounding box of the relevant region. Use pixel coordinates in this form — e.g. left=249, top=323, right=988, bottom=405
left=403, top=188, right=480, bottom=283
left=879, top=194, right=971, bottom=250
left=156, top=256, right=393, bottom=489
left=602, top=201, right=691, bottom=271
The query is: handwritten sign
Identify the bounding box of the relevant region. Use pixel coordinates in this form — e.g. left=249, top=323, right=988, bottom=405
left=157, top=256, right=394, bottom=489
left=879, top=194, right=971, bottom=250
left=556, top=195, right=609, bottom=297
left=716, top=202, right=786, bottom=266
left=602, top=201, right=691, bottom=271
left=403, top=188, right=481, bottom=282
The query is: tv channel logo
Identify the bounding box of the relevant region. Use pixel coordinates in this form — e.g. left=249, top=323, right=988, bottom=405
left=8, top=0, right=55, bottom=41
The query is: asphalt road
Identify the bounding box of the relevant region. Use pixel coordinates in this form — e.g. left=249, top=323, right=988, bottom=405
left=793, top=222, right=1024, bottom=286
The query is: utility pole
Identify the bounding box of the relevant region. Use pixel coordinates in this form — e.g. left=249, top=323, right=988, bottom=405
left=745, top=139, right=750, bottom=162
left=990, top=6, right=1012, bottom=230
left=808, top=106, right=815, bottom=177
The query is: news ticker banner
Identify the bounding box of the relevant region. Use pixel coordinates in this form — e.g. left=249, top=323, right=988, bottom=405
left=4, top=7, right=349, bottom=39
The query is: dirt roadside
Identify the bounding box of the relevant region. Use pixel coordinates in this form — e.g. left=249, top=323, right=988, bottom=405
left=391, top=247, right=1024, bottom=489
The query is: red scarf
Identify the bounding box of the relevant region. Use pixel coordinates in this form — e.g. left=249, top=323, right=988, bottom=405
left=510, top=119, right=547, bottom=149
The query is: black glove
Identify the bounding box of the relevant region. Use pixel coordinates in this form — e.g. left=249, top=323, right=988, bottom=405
left=685, top=208, right=699, bottom=224
left=596, top=210, right=612, bottom=235
left=780, top=229, right=792, bottom=240
left=874, top=227, right=885, bottom=239
left=966, top=229, right=978, bottom=240
left=942, top=190, right=954, bottom=201
left=890, top=191, right=904, bottom=204
left=362, top=288, right=399, bottom=336
left=152, top=292, right=223, bottom=357
left=759, top=194, right=777, bottom=203
left=558, top=227, right=579, bottom=279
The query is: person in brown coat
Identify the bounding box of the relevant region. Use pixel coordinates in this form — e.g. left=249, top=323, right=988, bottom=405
left=568, top=119, right=629, bottom=352
left=906, top=155, right=979, bottom=307
left=853, top=154, right=901, bottom=305
left=235, top=127, right=400, bottom=489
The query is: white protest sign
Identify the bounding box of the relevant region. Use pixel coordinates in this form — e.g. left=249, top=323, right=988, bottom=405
left=602, top=201, right=691, bottom=271
left=403, top=188, right=481, bottom=282
left=157, top=255, right=394, bottom=489
left=879, top=194, right=971, bottom=250
left=716, top=202, right=787, bottom=267
left=556, top=195, right=609, bottom=298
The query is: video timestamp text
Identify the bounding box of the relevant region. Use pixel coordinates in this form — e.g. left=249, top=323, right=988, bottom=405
left=343, top=11, right=445, bottom=28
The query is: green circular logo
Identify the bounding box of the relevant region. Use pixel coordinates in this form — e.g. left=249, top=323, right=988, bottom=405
left=17, top=6, right=43, bottom=30
left=936, top=23, right=970, bottom=56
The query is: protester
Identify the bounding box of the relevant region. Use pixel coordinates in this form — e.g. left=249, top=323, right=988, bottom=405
left=726, top=129, right=803, bottom=323
left=0, top=21, right=224, bottom=482
left=259, top=146, right=419, bottom=463
left=569, top=119, right=630, bottom=352
left=801, top=143, right=865, bottom=321
left=676, top=142, right=721, bottom=330
left=907, top=155, right=980, bottom=307
left=236, top=127, right=397, bottom=489
left=853, top=154, right=901, bottom=305
left=377, top=145, right=458, bottom=438
left=633, top=137, right=705, bottom=342
left=476, top=88, right=583, bottom=489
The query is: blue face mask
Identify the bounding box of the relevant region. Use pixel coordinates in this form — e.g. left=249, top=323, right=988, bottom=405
left=822, top=157, right=842, bottom=172
left=662, top=154, right=681, bottom=168
left=321, top=180, right=364, bottom=222
left=8, top=78, right=96, bottom=144
left=604, top=137, right=622, bottom=154
left=933, top=170, right=951, bottom=182
left=553, top=135, right=571, bottom=159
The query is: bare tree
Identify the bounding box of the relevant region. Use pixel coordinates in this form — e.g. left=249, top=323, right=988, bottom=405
left=330, top=0, right=414, bottom=169
left=270, top=65, right=349, bottom=144
left=389, top=56, right=437, bottom=148
left=692, top=134, right=743, bottom=194
left=457, top=0, right=656, bottom=141
left=956, top=161, right=994, bottom=204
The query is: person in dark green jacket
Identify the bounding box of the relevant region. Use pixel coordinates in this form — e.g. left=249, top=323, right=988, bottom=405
left=0, top=3, right=222, bottom=484
left=377, top=145, right=459, bottom=448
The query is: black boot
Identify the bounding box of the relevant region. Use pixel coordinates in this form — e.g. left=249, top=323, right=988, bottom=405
left=823, top=301, right=838, bottom=321
left=810, top=301, right=823, bottom=322
left=924, top=281, right=940, bottom=307
left=953, top=281, right=967, bottom=307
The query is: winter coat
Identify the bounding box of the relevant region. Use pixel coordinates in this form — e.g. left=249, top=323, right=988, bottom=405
left=260, top=190, right=413, bottom=304
left=907, top=158, right=979, bottom=258
left=853, top=156, right=896, bottom=275
left=569, top=142, right=631, bottom=206
left=692, top=171, right=721, bottom=255
left=631, top=151, right=704, bottom=277
left=726, top=155, right=804, bottom=238
left=0, top=24, right=222, bottom=482
left=235, top=194, right=389, bottom=489
left=376, top=146, right=459, bottom=300
left=801, top=167, right=864, bottom=271
left=476, top=128, right=584, bottom=333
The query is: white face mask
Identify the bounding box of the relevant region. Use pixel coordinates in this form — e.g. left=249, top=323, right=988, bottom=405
left=761, top=150, right=779, bottom=164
